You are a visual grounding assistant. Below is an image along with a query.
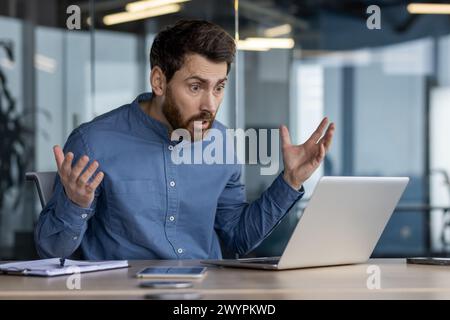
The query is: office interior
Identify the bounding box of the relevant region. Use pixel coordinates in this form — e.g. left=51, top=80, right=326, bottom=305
left=0, top=0, right=449, bottom=261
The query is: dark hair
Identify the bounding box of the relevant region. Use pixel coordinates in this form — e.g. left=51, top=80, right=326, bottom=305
left=150, top=20, right=236, bottom=82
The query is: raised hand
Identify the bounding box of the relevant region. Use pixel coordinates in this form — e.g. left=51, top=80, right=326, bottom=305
left=280, top=118, right=335, bottom=190
left=53, top=145, right=104, bottom=208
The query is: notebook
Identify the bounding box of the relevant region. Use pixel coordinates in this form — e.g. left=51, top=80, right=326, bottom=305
left=0, top=258, right=129, bottom=277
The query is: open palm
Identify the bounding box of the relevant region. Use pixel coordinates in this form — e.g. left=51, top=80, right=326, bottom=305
left=281, top=118, right=335, bottom=189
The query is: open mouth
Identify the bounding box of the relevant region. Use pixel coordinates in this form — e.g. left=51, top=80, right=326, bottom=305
left=191, top=119, right=211, bottom=131
left=195, top=120, right=210, bottom=130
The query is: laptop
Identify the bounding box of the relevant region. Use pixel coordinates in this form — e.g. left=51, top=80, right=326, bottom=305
left=201, top=176, right=409, bottom=270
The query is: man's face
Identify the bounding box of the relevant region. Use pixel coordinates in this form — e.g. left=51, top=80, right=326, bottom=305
left=162, top=53, right=228, bottom=141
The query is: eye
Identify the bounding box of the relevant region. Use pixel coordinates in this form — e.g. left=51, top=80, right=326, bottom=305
left=215, top=84, right=225, bottom=94
left=190, top=84, right=201, bottom=93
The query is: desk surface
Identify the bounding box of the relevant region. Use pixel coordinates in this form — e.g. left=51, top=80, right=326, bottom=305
left=1, top=259, right=450, bottom=299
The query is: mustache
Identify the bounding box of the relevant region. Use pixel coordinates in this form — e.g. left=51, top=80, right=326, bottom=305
left=187, top=111, right=214, bottom=124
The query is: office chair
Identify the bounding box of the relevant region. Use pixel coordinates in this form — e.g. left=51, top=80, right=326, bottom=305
left=25, top=171, right=56, bottom=209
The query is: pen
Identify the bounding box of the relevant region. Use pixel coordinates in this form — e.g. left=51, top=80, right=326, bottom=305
left=59, top=258, right=65, bottom=267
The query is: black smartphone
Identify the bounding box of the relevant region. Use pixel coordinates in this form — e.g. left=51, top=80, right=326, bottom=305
left=406, top=257, right=450, bottom=266
left=136, top=266, right=207, bottom=279
left=139, top=281, right=193, bottom=289
left=144, top=292, right=202, bottom=300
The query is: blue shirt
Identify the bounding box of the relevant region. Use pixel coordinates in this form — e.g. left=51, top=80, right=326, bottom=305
left=35, top=92, right=304, bottom=260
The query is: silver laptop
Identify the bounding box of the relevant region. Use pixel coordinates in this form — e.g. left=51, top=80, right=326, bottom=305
left=201, top=176, right=409, bottom=270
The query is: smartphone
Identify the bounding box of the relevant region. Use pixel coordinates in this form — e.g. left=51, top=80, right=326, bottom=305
left=139, top=281, right=193, bottom=289
left=406, top=257, right=450, bottom=266
left=136, top=267, right=207, bottom=279
left=144, top=292, right=202, bottom=300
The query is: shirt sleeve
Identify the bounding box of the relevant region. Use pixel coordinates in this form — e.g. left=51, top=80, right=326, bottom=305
left=214, top=165, right=304, bottom=256
left=34, top=128, right=101, bottom=259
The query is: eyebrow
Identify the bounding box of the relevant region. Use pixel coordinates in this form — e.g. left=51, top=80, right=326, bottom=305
left=184, top=75, right=228, bottom=86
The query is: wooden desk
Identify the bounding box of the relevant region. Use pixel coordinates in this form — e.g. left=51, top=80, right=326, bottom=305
left=1, top=259, right=450, bottom=299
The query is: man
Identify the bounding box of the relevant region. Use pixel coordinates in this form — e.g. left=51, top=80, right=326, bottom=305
left=35, top=20, right=335, bottom=260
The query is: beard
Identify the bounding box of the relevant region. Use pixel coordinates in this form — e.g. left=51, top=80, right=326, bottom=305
left=162, top=86, right=215, bottom=142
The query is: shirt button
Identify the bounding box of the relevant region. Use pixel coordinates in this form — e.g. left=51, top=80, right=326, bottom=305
left=169, top=216, right=175, bottom=221
left=81, top=214, right=88, bottom=219
left=177, top=248, right=183, bottom=254
left=73, top=236, right=78, bottom=240
left=168, top=145, right=174, bottom=151
left=169, top=181, right=176, bottom=187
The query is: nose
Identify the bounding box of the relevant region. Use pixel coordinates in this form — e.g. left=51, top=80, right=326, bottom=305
left=200, top=91, right=217, bottom=115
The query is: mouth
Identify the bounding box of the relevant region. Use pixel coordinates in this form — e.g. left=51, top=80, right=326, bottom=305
left=192, top=120, right=210, bottom=130
left=201, top=120, right=210, bottom=129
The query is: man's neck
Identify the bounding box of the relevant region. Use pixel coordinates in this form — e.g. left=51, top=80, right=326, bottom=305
left=140, top=96, right=173, bottom=131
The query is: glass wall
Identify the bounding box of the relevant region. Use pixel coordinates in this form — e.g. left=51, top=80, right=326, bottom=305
left=0, top=0, right=237, bottom=259
left=237, top=1, right=450, bottom=258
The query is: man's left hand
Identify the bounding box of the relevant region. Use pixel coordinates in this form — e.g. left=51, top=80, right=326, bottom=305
left=280, top=118, right=335, bottom=190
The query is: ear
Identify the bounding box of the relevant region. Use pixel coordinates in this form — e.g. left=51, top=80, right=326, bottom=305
left=150, top=66, right=166, bottom=96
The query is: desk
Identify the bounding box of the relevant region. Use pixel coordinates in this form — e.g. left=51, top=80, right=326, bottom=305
left=1, top=259, right=450, bottom=299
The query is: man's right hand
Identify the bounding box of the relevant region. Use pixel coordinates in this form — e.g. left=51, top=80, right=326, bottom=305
left=53, top=145, right=104, bottom=208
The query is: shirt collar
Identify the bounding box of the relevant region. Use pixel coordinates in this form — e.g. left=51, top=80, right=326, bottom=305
left=131, top=92, right=172, bottom=142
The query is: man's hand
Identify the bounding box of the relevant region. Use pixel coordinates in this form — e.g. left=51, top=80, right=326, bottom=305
left=281, top=118, right=335, bottom=190
left=53, top=145, right=104, bottom=208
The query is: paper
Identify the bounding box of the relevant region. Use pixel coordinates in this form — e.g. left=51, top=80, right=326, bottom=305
left=0, top=258, right=129, bottom=277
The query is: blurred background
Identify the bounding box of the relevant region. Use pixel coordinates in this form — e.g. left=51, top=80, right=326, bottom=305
left=0, top=0, right=450, bottom=260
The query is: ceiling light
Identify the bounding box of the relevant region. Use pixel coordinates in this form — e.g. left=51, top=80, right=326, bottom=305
left=407, top=3, right=450, bottom=14
left=103, top=4, right=180, bottom=25
left=236, top=40, right=270, bottom=51
left=126, top=0, right=189, bottom=12
left=264, top=24, right=292, bottom=37
left=244, top=37, right=295, bottom=49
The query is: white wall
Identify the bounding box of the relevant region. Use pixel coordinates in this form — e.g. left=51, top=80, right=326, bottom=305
left=430, top=87, right=450, bottom=251
left=294, top=63, right=324, bottom=199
